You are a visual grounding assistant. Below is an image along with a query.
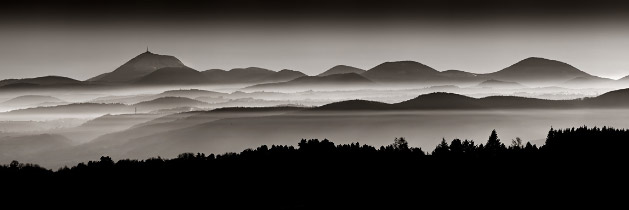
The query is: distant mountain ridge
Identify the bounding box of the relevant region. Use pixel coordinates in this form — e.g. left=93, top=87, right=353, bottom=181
left=1, top=51, right=622, bottom=88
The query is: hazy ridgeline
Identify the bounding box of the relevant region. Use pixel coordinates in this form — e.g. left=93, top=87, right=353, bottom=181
left=3, top=87, right=629, bottom=168
left=3, top=51, right=629, bottom=169
left=1, top=126, right=626, bottom=207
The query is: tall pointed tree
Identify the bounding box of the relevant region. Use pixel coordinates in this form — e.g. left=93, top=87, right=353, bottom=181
left=485, top=129, right=505, bottom=154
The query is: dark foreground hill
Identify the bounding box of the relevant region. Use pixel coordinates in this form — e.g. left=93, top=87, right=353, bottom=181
left=315, top=88, right=629, bottom=111
left=1, top=126, right=626, bottom=207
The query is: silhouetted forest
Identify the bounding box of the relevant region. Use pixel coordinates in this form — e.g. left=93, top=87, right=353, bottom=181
left=2, top=126, right=626, bottom=207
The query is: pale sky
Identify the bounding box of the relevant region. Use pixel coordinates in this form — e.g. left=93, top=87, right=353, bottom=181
left=2, top=0, right=629, bottom=80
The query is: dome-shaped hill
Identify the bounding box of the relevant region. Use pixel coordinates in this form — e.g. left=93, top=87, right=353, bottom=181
left=22, top=76, right=81, bottom=85
left=89, top=51, right=188, bottom=83
left=362, top=61, right=440, bottom=82
left=318, top=65, right=366, bottom=77
left=484, top=57, right=593, bottom=84
left=394, top=92, right=479, bottom=109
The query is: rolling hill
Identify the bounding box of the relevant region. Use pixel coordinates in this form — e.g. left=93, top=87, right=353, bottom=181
left=315, top=88, right=629, bottom=111
left=261, top=69, right=307, bottom=82
left=482, top=57, right=595, bottom=85
left=157, top=89, right=227, bottom=98
left=244, top=73, right=374, bottom=90
left=318, top=65, right=366, bottom=76
left=439, top=70, right=478, bottom=78
left=362, top=61, right=441, bottom=82
left=1, top=95, right=65, bottom=107
left=133, top=97, right=209, bottom=111
left=475, top=79, right=526, bottom=89
left=0, top=103, right=133, bottom=117
left=0, top=76, right=82, bottom=88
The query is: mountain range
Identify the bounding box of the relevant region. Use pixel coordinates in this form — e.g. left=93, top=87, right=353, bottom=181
left=315, top=88, right=629, bottom=111
left=1, top=51, right=626, bottom=89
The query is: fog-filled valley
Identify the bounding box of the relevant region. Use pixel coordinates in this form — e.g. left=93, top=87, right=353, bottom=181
left=2, top=51, right=629, bottom=168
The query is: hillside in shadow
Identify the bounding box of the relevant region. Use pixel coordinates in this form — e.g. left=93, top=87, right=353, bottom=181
left=315, top=88, right=629, bottom=110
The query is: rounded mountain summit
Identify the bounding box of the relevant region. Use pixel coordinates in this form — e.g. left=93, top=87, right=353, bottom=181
left=88, top=50, right=188, bottom=83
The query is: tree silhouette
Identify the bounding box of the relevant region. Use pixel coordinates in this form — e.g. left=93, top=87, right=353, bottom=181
left=432, top=138, right=449, bottom=156
left=1, top=126, right=626, bottom=208
left=392, top=137, right=409, bottom=151
left=449, top=139, right=463, bottom=155
left=510, top=137, right=523, bottom=149
left=484, top=129, right=505, bottom=155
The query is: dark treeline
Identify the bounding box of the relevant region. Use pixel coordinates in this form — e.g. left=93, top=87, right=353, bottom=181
left=2, top=126, right=627, bottom=207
